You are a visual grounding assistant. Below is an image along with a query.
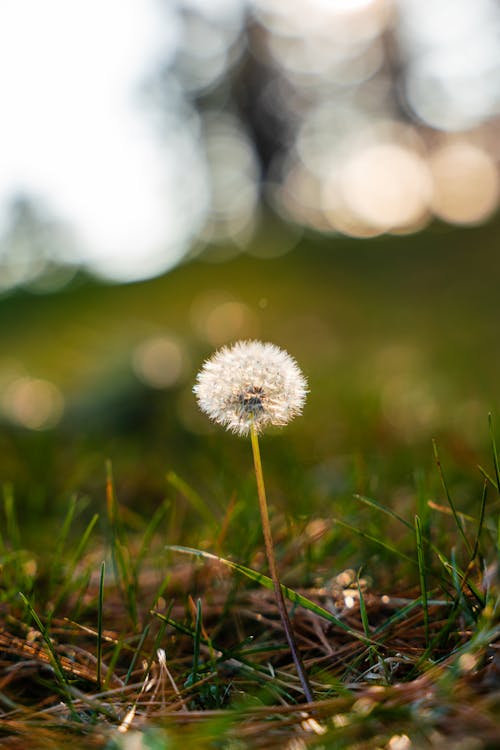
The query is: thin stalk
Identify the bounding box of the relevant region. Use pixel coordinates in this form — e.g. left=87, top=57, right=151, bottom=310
left=96, top=561, right=105, bottom=689
left=250, top=424, right=314, bottom=703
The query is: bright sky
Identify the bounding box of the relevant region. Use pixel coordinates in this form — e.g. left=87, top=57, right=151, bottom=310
left=0, top=0, right=203, bottom=282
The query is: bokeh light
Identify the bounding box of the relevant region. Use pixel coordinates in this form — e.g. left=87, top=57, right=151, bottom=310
left=0, top=0, right=499, bottom=289
left=190, top=291, right=259, bottom=346
left=132, top=335, right=187, bottom=389
left=2, top=377, right=65, bottom=430
left=428, top=140, right=500, bottom=225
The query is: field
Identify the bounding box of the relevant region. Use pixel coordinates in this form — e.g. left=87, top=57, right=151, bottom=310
left=0, top=219, right=499, bottom=748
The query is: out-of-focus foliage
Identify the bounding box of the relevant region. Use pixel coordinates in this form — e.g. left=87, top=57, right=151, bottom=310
left=1, top=217, right=499, bottom=538
left=1, top=0, right=500, bottom=288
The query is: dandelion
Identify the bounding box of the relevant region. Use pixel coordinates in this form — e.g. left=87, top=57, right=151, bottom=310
left=193, top=340, right=307, bottom=436
left=194, top=340, right=313, bottom=703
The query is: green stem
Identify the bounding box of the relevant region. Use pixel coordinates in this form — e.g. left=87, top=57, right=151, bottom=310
left=250, top=424, right=314, bottom=703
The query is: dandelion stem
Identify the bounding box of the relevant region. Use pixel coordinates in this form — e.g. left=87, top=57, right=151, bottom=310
left=250, top=423, right=314, bottom=703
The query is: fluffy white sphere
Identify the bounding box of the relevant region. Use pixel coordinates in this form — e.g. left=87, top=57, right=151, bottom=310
left=193, top=340, right=308, bottom=437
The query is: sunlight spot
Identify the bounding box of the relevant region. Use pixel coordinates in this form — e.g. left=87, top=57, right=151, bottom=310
left=190, top=291, right=259, bottom=346
left=333, top=714, right=350, bottom=727
left=305, top=518, right=330, bottom=540
left=0, top=0, right=208, bottom=284
left=132, top=335, right=186, bottom=389
left=336, top=569, right=356, bottom=587
left=387, top=735, right=412, bottom=750
left=284, top=739, right=307, bottom=750
left=429, top=141, right=499, bottom=225
left=353, top=697, right=375, bottom=715
left=458, top=652, right=477, bottom=673
left=2, top=377, right=64, bottom=430
left=301, top=716, right=327, bottom=735
left=23, top=559, right=37, bottom=577
left=344, top=594, right=356, bottom=609
left=338, top=142, right=431, bottom=231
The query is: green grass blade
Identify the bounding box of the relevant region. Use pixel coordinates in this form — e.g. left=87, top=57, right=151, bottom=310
left=103, top=637, right=125, bottom=691
left=133, top=499, right=170, bottom=585
left=373, top=596, right=425, bottom=635
left=488, top=413, right=500, bottom=495
left=167, top=545, right=373, bottom=644
left=188, top=598, right=203, bottom=687
left=166, top=471, right=218, bottom=526
left=471, top=480, right=487, bottom=562
left=3, top=483, right=20, bottom=549
left=112, top=540, right=137, bottom=628
left=124, top=624, right=150, bottom=686
left=433, top=440, right=472, bottom=556
left=48, top=494, right=78, bottom=596
left=19, top=592, right=78, bottom=718
left=332, top=518, right=416, bottom=565
left=357, top=577, right=370, bottom=640
left=50, top=513, right=99, bottom=616
left=152, top=610, right=296, bottom=688
left=434, top=548, right=484, bottom=609
left=355, top=494, right=413, bottom=530
left=415, top=515, right=429, bottom=646
left=487, top=413, right=500, bottom=562
left=96, top=560, right=105, bottom=689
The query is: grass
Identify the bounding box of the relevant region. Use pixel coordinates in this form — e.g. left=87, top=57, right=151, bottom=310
left=1, top=222, right=500, bottom=746
left=0, top=423, right=499, bottom=749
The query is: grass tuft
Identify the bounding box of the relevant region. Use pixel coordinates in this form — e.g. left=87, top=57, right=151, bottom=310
left=0, top=432, right=499, bottom=748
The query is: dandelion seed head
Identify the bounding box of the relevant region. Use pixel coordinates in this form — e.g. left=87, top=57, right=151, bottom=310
left=193, top=340, right=307, bottom=437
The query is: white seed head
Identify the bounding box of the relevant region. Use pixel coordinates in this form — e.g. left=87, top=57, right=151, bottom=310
left=193, top=340, right=308, bottom=437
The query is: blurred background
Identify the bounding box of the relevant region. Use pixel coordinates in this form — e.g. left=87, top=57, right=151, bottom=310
left=1, top=0, right=500, bottom=535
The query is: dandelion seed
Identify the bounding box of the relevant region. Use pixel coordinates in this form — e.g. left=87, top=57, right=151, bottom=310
left=193, top=340, right=307, bottom=437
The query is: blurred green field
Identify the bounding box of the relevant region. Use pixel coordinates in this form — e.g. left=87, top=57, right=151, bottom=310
left=2, top=218, right=499, bottom=524
left=2, top=220, right=500, bottom=749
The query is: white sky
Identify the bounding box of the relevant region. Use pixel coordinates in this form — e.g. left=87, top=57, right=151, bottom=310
left=0, top=0, right=203, bottom=282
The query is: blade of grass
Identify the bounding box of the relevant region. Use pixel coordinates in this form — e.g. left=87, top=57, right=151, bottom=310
left=132, top=498, right=170, bottom=586
left=152, top=610, right=300, bottom=691
left=19, top=592, right=78, bottom=719
left=150, top=573, right=172, bottom=611
left=488, top=413, right=500, bottom=562
left=470, top=480, right=487, bottom=563
left=373, top=595, right=425, bottom=635
left=105, top=463, right=138, bottom=628
left=167, top=471, right=218, bottom=526
left=96, top=561, right=105, bottom=690
left=167, top=545, right=373, bottom=644
left=4, top=483, right=20, bottom=549
left=48, top=495, right=78, bottom=596
left=356, top=490, right=482, bottom=600
left=488, top=413, right=500, bottom=494
left=332, top=518, right=416, bottom=565
left=124, top=623, right=151, bottom=686
left=355, top=494, right=413, bottom=531
left=50, top=513, right=99, bottom=617
left=71, top=565, right=93, bottom=623
left=434, top=548, right=484, bottom=610
left=358, top=486, right=484, bottom=608
left=3, top=484, right=26, bottom=590
left=186, top=598, right=203, bottom=687
left=112, top=539, right=138, bottom=628
left=433, top=440, right=472, bottom=556
left=356, top=574, right=383, bottom=676
left=415, top=515, right=429, bottom=647
left=103, top=636, right=125, bottom=692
